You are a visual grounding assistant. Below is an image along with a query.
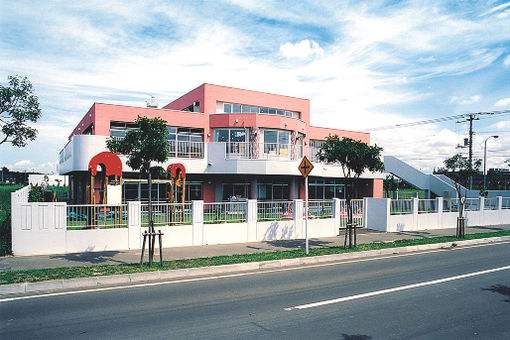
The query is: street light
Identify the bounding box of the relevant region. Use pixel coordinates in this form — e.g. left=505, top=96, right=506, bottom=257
left=483, top=135, right=499, bottom=194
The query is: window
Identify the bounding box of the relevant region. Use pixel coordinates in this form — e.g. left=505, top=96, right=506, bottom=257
left=263, top=129, right=290, bottom=155
left=222, top=183, right=248, bottom=201
left=257, top=182, right=289, bottom=200
left=224, top=103, right=231, bottom=113
left=217, top=102, right=300, bottom=118
left=214, top=128, right=247, bottom=143
left=309, top=178, right=345, bottom=199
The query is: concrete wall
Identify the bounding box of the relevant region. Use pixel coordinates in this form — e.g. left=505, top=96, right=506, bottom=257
left=11, top=196, right=343, bottom=256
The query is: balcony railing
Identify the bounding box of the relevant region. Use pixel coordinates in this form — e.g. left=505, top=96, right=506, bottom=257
left=224, top=142, right=302, bottom=160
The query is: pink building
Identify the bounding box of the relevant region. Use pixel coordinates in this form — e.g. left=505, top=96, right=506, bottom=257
left=59, top=84, right=383, bottom=203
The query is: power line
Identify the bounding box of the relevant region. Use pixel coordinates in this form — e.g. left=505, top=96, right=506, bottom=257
left=366, top=110, right=510, bottom=132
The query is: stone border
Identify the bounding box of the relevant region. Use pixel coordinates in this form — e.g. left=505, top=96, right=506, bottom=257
left=2, top=236, right=509, bottom=296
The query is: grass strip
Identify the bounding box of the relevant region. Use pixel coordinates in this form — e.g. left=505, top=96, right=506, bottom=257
left=1, top=230, right=510, bottom=285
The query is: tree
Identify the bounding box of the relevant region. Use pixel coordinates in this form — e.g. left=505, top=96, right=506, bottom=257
left=383, top=174, right=399, bottom=198
left=0, top=75, right=41, bottom=147
left=437, top=153, right=481, bottom=237
left=318, top=136, right=384, bottom=248
left=107, top=116, right=169, bottom=266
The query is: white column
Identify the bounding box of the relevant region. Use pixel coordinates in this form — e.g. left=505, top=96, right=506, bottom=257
left=333, top=198, right=341, bottom=234
left=479, top=196, right=485, bottom=212
left=497, top=196, right=503, bottom=210
left=192, top=200, right=204, bottom=245
left=412, top=197, right=419, bottom=229
left=246, top=199, right=258, bottom=241
left=128, top=201, right=141, bottom=249
left=293, top=199, right=304, bottom=238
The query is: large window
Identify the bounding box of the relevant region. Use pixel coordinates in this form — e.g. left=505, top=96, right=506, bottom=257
left=219, top=102, right=300, bottom=119
left=257, top=183, right=289, bottom=201
left=213, top=128, right=247, bottom=143
left=263, top=129, right=290, bottom=156
left=309, top=178, right=345, bottom=199
left=222, top=183, right=248, bottom=201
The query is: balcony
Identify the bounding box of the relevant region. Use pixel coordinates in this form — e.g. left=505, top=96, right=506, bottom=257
left=224, top=142, right=303, bottom=161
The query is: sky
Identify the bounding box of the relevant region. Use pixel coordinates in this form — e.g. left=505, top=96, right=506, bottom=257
left=0, top=0, right=509, bottom=174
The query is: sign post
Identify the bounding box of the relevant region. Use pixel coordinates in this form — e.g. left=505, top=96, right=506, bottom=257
left=298, top=156, right=314, bottom=254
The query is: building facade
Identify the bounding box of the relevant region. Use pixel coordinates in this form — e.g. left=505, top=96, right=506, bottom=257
left=59, top=83, right=383, bottom=203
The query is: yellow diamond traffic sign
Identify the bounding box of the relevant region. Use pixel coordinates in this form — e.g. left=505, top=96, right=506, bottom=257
left=298, top=156, right=314, bottom=178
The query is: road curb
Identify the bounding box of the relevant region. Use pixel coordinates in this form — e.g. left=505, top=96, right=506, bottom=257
left=2, top=236, right=509, bottom=296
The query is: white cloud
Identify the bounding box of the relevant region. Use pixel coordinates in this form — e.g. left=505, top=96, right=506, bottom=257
left=279, top=40, right=323, bottom=59
left=504, top=55, right=510, bottom=67
left=494, top=97, right=510, bottom=107
left=5, top=160, right=58, bottom=173
left=450, top=95, right=482, bottom=105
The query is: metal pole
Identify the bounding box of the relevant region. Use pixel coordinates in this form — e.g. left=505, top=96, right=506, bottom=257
left=484, top=139, right=487, bottom=192
left=305, top=176, right=309, bottom=255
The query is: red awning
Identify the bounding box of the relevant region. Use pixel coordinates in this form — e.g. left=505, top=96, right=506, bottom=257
left=88, top=152, right=123, bottom=177
left=167, top=163, right=186, bottom=179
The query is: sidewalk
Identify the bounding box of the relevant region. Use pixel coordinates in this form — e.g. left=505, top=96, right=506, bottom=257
left=1, top=225, right=509, bottom=272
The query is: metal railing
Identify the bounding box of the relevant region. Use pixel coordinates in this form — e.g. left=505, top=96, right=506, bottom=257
left=141, top=202, right=192, bottom=226
left=307, top=200, right=334, bottom=219
left=257, top=201, right=294, bottom=221
left=418, top=199, right=437, bottom=213
left=465, top=198, right=480, bottom=211
left=168, top=140, right=204, bottom=159
left=390, top=199, right=413, bottom=215
left=484, top=198, right=499, bottom=210
left=204, top=202, right=247, bottom=223
left=502, top=197, right=510, bottom=209
left=338, top=199, right=364, bottom=228
left=224, top=142, right=302, bottom=160
left=443, top=198, right=460, bottom=212
left=67, top=204, right=127, bottom=230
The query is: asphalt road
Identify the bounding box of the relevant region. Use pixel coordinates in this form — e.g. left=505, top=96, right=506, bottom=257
left=1, top=242, right=510, bottom=339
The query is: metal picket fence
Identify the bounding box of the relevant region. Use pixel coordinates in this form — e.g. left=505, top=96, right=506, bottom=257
left=338, top=199, right=363, bottom=228
left=257, top=201, right=293, bottom=221
left=418, top=199, right=437, bottom=213
left=483, top=198, right=499, bottom=210
left=307, top=200, right=334, bottom=219
left=67, top=204, right=127, bottom=230
left=141, top=202, right=192, bottom=226
left=390, top=199, right=413, bottom=215
left=204, top=202, right=247, bottom=223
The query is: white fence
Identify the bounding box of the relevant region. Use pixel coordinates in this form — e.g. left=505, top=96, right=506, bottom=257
left=11, top=195, right=352, bottom=256
left=366, top=196, right=510, bottom=232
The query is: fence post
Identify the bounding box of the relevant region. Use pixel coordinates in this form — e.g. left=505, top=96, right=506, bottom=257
left=246, top=199, right=258, bottom=242
left=128, top=201, right=141, bottom=249
left=293, top=199, right=304, bottom=238
left=333, top=198, right=341, bottom=232
left=412, top=197, right=419, bottom=229
left=362, top=198, right=368, bottom=228
left=192, top=200, right=204, bottom=246
left=497, top=196, right=503, bottom=210
left=436, top=197, right=443, bottom=227
left=479, top=196, right=484, bottom=212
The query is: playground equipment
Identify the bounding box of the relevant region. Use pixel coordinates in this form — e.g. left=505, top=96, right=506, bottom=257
left=87, top=152, right=123, bottom=228
left=166, top=163, right=186, bottom=223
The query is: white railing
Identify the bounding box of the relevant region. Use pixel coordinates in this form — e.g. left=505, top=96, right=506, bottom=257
left=141, top=202, right=192, bottom=226
left=390, top=199, right=413, bottom=215
left=465, top=198, right=480, bottom=211
left=59, top=140, right=72, bottom=164
left=418, top=199, right=437, bottom=213
left=67, top=204, right=127, bottom=229
left=224, top=142, right=302, bottom=160
left=483, top=198, right=499, bottom=210
left=204, top=202, right=247, bottom=223
left=257, top=201, right=293, bottom=221
left=168, top=141, right=204, bottom=159
left=337, top=199, right=364, bottom=227
left=443, top=198, right=460, bottom=212
left=307, top=199, right=334, bottom=219
left=502, top=197, right=510, bottom=209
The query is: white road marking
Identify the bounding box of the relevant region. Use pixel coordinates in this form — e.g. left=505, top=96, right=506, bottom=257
left=284, top=264, right=510, bottom=311
left=1, top=240, right=509, bottom=303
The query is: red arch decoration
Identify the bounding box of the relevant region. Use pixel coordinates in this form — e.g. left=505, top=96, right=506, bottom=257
left=166, top=163, right=186, bottom=179
left=88, top=152, right=123, bottom=177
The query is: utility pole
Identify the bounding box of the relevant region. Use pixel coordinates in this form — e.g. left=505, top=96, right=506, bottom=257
left=457, top=114, right=479, bottom=190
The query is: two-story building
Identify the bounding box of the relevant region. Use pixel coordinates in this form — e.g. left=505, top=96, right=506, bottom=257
left=58, top=83, right=383, bottom=203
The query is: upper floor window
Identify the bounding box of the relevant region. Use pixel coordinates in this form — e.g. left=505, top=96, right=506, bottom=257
left=218, top=102, right=300, bottom=119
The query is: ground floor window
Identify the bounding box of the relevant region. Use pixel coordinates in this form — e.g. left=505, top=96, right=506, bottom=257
left=309, top=178, right=345, bottom=199
left=257, top=183, right=289, bottom=201
left=222, top=183, right=248, bottom=201
left=122, top=180, right=203, bottom=202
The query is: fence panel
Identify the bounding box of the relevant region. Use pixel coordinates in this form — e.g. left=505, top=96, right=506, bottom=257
left=257, top=201, right=293, bottom=221
left=465, top=198, right=480, bottom=211
left=67, top=204, right=127, bottom=230
left=390, top=199, right=413, bottom=215
left=204, top=202, right=247, bottom=223
left=483, top=198, right=499, bottom=210
left=141, top=202, right=192, bottom=226
left=443, top=198, right=459, bottom=212
left=503, top=198, right=510, bottom=209
left=418, top=199, right=437, bottom=214
left=307, top=200, right=334, bottom=219
left=338, top=199, right=364, bottom=228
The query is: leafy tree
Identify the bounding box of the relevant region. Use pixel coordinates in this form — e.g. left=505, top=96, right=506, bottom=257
left=437, top=153, right=482, bottom=237
left=318, top=136, right=384, bottom=248
left=0, top=75, right=41, bottom=147
left=107, top=116, right=169, bottom=265
left=383, top=174, right=399, bottom=198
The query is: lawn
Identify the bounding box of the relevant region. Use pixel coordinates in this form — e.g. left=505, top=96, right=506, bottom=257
left=0, top=185, right=23, bottom=256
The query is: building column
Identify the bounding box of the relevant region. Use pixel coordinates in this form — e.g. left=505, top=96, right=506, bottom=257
left=250, top=178, right=258, bottom=199
left=289, top=177, right=297, bottom=199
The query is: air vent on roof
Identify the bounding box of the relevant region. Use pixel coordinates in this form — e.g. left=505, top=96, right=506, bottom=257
left=146, top=96, right=158, bottom=108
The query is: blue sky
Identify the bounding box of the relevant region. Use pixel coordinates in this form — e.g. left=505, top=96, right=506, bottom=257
left=1, top=0, right=509, bottom=173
